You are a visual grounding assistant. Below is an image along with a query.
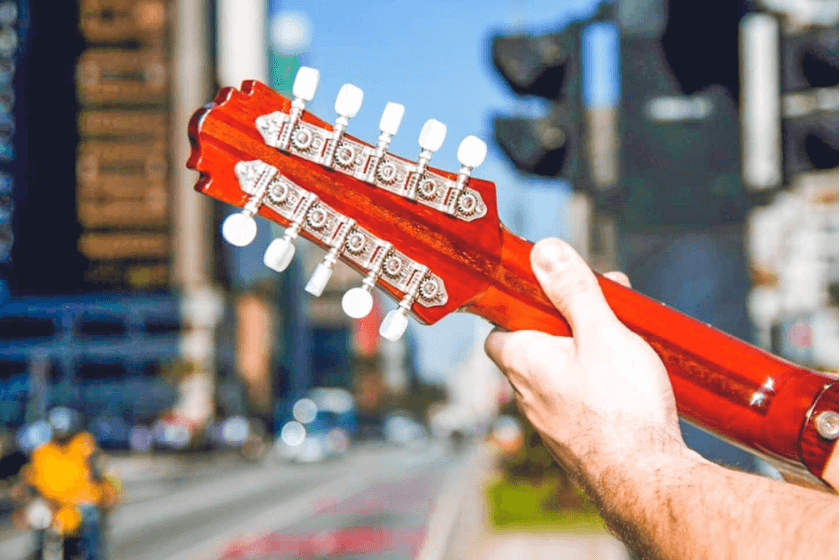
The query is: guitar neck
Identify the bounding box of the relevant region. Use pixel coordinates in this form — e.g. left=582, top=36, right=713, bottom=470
left=465, top=227, right=838, bottom=484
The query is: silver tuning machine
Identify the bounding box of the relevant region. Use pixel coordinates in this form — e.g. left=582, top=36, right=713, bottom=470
left=379, top=266, right=428, bottom=341
left=305, top=218, right=356, bottom=297
left=323, top=84, right=364, bottom=168
left=446, top=135, right=487, bottom=214
left=365, top=102, right=405, bottom=182
left=405, top=119, right=446, bottom=199
left=263, top=192, right=318, bottom=272
left=341, top=242, right=392, bottom=319
left=221, top=167, right=278, bottom=247
left=275, top=66, right=320, bottom=152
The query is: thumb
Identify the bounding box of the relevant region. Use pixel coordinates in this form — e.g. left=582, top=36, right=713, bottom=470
left=530, top=238, right=616, bottom=337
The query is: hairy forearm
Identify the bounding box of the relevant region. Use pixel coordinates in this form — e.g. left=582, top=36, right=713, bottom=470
left=590, top=453, right=839, bottom=560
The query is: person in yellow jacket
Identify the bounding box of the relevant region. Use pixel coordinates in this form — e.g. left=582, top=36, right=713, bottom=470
left=21, top=407, right=119, bottom=560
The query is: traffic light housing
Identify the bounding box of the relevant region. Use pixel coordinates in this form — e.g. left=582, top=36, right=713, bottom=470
left=781, top=25, right=839, bottom=179
left=491, top=23, right=585, bottom=186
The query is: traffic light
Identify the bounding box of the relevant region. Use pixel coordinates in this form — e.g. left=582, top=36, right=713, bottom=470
left=781, top=25, right=838, bottom=179
left=491, top=23, right=585, bottom=184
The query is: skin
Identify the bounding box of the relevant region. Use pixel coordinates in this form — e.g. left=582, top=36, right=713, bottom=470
left=485, top=237, right=838, bottom=560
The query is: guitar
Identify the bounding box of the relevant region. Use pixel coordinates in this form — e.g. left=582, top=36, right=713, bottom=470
left=187, top=67, right=838, bottom=488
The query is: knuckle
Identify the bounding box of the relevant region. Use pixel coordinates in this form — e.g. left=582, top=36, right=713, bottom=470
left=553, top=271, right=598, bottom=305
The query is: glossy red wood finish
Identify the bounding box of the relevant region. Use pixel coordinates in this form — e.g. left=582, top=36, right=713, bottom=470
left=188, top=81, right=502, bottom=325
left=467, top=229, right=838, bottom=482
left=188, top=82, right=838, bottom=485
left=799, top=383, right=838, bottom=479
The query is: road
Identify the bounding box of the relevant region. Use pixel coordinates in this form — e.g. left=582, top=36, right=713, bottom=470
left=0, top=441, right=475, bottom=560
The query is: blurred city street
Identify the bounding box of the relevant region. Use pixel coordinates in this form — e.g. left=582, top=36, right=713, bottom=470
left=0, top=0, right=836, bottom=558
left=1, top=442, right=463, bottom=560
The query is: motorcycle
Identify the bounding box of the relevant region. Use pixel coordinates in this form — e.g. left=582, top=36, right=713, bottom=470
left=11, top=475, right=119, bottom=560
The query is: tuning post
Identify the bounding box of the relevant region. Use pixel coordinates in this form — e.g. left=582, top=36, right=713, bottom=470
left=341, top=242, right=392, bottom=319
left=379, top=265, right=429, bottom=341
left=272, top=66, right=320, bottom=152
left=221, top=166, right=278, bottom=247
left=365, top=102, right=405, bottom=182
left=305, top=218, right=356, bottom=297
left=405, top=119, right=446, bottom=199
left=263, top=192, right=318, bottom=272
left=323, top=84, right=364, bottom=169
left=446, top=135, right=488, bottom=215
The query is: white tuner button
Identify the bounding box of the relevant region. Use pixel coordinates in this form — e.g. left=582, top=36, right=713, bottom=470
left=379, top=102, right=406, bottom=135
left=457, top=136, right=488, bottom=169
left=341, top=287, right=374, bottom=319
left=419, top=119, right=447, bottom=152
left=221, top=212, right=258, bottom=247
left=263, top=237, right=296, bottom=272
left=335, top=84, right=364, bottom=118
left=379, top=309, right=409, bottom=341
left=305, top=262, right=334, bottom=297
left=292, top=66, right=320, bottom=101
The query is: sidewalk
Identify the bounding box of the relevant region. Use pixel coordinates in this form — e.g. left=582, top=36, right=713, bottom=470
left=441, top=444, right=629, bottom=560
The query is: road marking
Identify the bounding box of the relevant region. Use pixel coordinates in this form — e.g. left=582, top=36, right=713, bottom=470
left=415, top=445, right=482, bottom=560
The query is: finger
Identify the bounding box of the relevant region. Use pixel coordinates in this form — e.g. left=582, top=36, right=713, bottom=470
left=530, top=238, right=617, bottom=337
left=485, top=328, right=526, bottom=373
left=603, top=271, right=631, bottom=288
left=485, top=328, right=559, bottom=374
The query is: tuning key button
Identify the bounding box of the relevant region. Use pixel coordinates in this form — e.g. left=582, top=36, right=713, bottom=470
left=341, top=241, right=391, bottom=319
left=292, top=66, right=320, bottom=102
left=263, top=237, right=296, bottom=272
left=324, top=84, right=364, bottom=168
left=305, top=262, right=334, bottom=297
left=457, top=135, right=488, bottom=171
left=379, top=102, right=405, bottom=137
left=448, top=135, right=488, bottom=214
left=304, top=219, right=356, bottom=297
left=341, top=286, right=374, bottom=319
left=221, top=212, right=258, bottom=247
left=222, top=165, right=278, bottom=246
left=367, top=102, right=406, bottom=183
left=262, top=192, right=317, bottom=273
left=419, top=119, right=447, bottom=154
left=379, top=309, right=409, bottom=341
left=379, top=265, right=428, bottom=341
left=276, top=66, right=321, bottom=151
left=407, top=119, right=447, bottom=199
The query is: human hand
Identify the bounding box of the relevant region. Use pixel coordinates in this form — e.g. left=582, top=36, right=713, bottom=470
left=485, top=238, right=694, bottom=491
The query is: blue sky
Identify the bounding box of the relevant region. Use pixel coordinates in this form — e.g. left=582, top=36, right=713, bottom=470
left=268, top=0, right=616, bottom=381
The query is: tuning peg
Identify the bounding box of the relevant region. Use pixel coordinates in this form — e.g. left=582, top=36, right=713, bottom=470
left=305, top=262, right=334, bottom=297
left=379, top=102, right=405, bottom=137
left=446, top=135, right=488, bottom=215
left=365, top=103, right=406, bottom=183
left=263, top=236, right=296, bottom=272
left=335, top=84, right=364, bottom=120
left=378, top=266, right=428, bottom=341
left=457, top=136, right=488, bottom=170
left=223, top=164, right=278, bottom=246
left=419, top=119, right=447, bottom=153
left=263, top=193, right=318, bottom=273
left=305, top=220, right=355, bottom=297
left=341, top=286, right=374, bottom=319
left=379, top=308, right=409, bottom=341
left=292, top=66, right=320, bottom=102
left=323, top=83, right=364, bottom=168
left=340, top=242, right=391, bottom=319
left=221, top=211, right=258, bottom=247
left=274, top=66, right=320, bottom=151
left=406, top=119, right=447, bottom=199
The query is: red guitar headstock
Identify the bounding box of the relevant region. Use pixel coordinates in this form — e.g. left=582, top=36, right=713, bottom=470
left=187, top=67, right=503, bottom=340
